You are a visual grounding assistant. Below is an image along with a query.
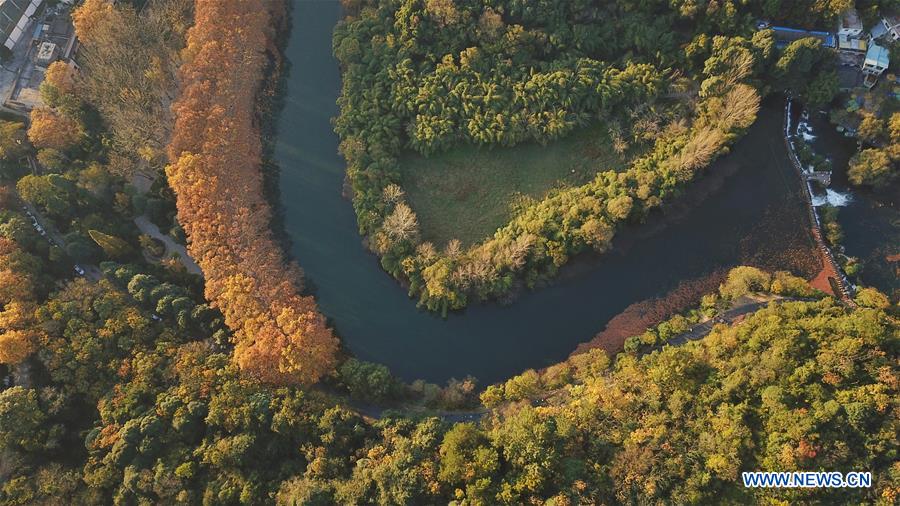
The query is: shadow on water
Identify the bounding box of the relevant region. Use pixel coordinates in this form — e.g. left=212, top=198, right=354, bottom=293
left=274, top=0, right=820, bottom=384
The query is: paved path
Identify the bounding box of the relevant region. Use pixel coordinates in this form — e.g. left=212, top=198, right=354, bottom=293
left=134, top=215, right=202, bottom=276
left=131, top=173, right=203, bottom=277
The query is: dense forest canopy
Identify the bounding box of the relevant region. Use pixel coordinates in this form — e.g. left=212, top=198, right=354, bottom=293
left=1, top=271, right=895, bottom=503
left=166, top=0, right=339, bottom=385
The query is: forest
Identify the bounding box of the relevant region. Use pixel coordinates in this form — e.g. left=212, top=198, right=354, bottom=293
left=0, top=259, right=895, bottom=504
left=0, top=0, right=897, bottom=504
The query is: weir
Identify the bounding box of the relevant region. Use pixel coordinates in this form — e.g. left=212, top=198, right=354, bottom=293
left=783, top=99, right=856, bottom=304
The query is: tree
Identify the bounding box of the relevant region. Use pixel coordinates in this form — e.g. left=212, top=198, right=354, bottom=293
left=438, top=422, right=498, bottom=496
left=0, top=120, right=30, bottom=161
left=36, top=148, right=67, bottom=173
left=425, top=0, right=461, bottom=27
left=857, top=113, right=886, bottom=145
left=382, top=202, right=419, bottom=243
left=64, top=232, right=98, bottom=262
left=40, top=61, right=79, bottom=110
left=0, top=387, right=47, bottom=453
left=73, top=0, right=192, bottom=168
left=16, top=174, right=78, bottom=221
left=27, top=108, right=82, bottom=151
left=167, top=0, right=338, bottom=385
left=719, top=265, right=771, bottom=299
left=338, top=358, right=399, bottom=401
left=775, top=37, right=836, bottom=106
left=0, top=329, right=37, bottom=365
left=88, top=229, right=133, bottom=259
left=848, top=148, right=896, bottom=188
left=854, top=287, right=890, bottom=308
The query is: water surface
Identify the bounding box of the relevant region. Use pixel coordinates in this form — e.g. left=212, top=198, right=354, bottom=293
left=275, top=0, right=817, bottom=384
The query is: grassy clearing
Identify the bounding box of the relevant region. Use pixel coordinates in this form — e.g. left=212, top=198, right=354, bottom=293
left=398, top=124, right=645, bottom=246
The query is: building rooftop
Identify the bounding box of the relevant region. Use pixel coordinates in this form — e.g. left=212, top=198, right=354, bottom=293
left=865, top=43, right=890, bottom=69
left=0, top=0, right=41, bottom=50
left=839, top=35, right=867, bottom=52
left=840, top=8, right=863, bottom=31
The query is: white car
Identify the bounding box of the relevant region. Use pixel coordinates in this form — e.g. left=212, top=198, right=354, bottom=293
left=74, top=265, right=85, bottom=276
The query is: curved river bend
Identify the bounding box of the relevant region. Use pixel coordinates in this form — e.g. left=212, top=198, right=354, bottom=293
left=275, top=1, right=817, bottom=384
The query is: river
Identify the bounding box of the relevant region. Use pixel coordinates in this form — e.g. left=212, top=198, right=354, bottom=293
left=274, top=0, right=819, bottom=385
left=800, top=109, right=899, bottom=299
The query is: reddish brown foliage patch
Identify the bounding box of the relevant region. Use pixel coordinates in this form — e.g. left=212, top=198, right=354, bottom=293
left=575, top=271, right=727, bottom=356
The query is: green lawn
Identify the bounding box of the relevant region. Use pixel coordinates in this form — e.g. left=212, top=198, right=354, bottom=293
left=398, top=124, right=644, bottom=246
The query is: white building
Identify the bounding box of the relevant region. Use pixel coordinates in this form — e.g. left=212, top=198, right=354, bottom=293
left=863, top=43, right=890, bottom=76
left=881, top=12, right=900, bottom=41
left=838, top=8, right=864, bottom=38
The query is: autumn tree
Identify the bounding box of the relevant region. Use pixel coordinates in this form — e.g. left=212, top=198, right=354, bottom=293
left=88, top=229, right=133, bottom=259
left=73, top=0, right=192, bottom=170
left=27, top=108, right=82, bottom=151
left=0, top=120, right=29, bottom=162
left=39, top=61, right=79, bottom=110
left=848, top=148, right=896, bottom=188
left=166, top=0, right=338, bottom=385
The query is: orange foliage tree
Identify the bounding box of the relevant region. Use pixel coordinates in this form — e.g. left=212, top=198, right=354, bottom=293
left=167, top=0, right=338, bottom=385
left=0, top=239, right=41, bottom=365
left=27, top=108, right=82, bottom=151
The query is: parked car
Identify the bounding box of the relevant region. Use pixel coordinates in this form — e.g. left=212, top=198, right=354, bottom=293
left=74, top=265, right=85, bottom=276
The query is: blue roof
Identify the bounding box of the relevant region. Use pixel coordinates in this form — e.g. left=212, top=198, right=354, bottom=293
left=770, top=26, right=836, bottom=48
left=865, top=44, right=890, bottom=68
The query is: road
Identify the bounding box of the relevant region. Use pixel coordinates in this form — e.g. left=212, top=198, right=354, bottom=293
left=17, top=197, right=102, bottom=282
left=134, top=215, right=202, bottom=276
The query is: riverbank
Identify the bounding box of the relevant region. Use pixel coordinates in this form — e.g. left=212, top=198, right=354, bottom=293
left=276, top=8, right=822, bottom=383
left=166, top=0, right=339, bottom=385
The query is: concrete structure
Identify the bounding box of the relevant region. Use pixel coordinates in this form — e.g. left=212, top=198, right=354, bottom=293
left=34, top=40, right=54, bottom=66
left=837, top=8, right=863, bottom=38
left=838, top=35, right=867, bottom=52
left=0, top=0, right=41, bottom=51
left=862, top=43, right=890, bottom=88
left=881, top=12, right=900, bottom=41
left=870, top=21, right=888, bottom=40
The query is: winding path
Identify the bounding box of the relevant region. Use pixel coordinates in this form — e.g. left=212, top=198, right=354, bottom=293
left=133, top=214, right=202, bottom=276
left=131, top=173, right=202, bottom=277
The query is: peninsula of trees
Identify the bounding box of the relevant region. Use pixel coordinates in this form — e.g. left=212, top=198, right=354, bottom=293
left=331, top=0, right=851, bottom=313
